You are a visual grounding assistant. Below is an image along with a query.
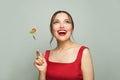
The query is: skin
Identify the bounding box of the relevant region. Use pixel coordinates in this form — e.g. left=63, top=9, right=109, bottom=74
left=34, top=12, right=94, bottom=80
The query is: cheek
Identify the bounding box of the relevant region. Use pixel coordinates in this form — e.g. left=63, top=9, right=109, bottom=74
left=68, top=28, right=73, bottom=35
left=67, top=26, right=73, bottom=32
left=51, top=27, right=58, bottom=35
left=52, top=26, right=57, bottom=32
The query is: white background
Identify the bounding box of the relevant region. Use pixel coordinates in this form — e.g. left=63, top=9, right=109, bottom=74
left=0, top=0, right=120, bottom=80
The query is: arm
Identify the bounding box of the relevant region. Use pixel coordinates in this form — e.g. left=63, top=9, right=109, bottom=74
left=38, top=71, right=46, bottom=80
left=81, top=48, right=94, bottom=80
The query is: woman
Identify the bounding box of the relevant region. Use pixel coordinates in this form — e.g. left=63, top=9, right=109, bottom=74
left=34, top=10, right=94, bottom=80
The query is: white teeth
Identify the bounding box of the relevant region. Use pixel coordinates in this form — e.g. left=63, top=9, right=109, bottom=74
left=59, top=31, right=66, bottom=33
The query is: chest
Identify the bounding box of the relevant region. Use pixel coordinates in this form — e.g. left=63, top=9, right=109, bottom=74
left=49, top=48, right=79, bottom=63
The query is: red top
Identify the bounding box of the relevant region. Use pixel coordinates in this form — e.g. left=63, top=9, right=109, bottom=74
left=44, top=46, right=87, bottom=80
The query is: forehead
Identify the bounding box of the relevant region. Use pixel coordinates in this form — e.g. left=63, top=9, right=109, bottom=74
left=54, top=12, right=69, bottom=19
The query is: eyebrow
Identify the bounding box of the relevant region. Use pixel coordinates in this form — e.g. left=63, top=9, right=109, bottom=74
left=53, top=19, right=70, bottom=21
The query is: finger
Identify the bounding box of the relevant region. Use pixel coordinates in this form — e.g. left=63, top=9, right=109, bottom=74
left=36, top=50, right=40, bottom=57
left=34, top=60, right=40, bottom=65
left=36, top=50, right=43, bottom=58
left=35, top=59, right=44, bottom=66
left=36, top=57, right=44, bottom=63
left=36, top=54, right=44, bottom=62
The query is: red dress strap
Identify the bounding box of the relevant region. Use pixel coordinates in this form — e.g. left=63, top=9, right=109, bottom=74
left=44, top=50, right=50, bottom=61
left=75, top=46, right=87, bottom=63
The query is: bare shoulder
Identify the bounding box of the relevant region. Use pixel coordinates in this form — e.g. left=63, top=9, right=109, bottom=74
left=73, top=43, right=89, bottom=51
left=82, top=47, right=93, bottom=61
left=83, top=47, right=90, bottom=54
left=81, top=46, right=93, bottom=67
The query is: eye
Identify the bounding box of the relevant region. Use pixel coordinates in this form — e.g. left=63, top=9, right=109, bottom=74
left=65, top=20, right=71, bottom=24
left=52, top=21, right=59, bottom=24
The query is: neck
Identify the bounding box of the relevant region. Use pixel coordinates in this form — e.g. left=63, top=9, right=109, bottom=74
left=56, top=39, right=74, bottom=50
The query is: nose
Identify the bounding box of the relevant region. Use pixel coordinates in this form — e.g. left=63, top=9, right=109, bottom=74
left=60, top=26, right=64, bottom=28
left=60, top=22, right=64, bottom=28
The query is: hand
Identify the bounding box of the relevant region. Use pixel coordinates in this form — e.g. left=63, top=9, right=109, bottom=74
left=34, top=50, right=47, bottom=73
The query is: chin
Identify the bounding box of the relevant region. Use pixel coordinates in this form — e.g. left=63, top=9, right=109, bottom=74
left=57, top=37, right=70, bottom=42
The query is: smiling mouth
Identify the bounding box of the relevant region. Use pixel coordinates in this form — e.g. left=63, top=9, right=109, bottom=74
left=57, top=30, right=67, bottom=36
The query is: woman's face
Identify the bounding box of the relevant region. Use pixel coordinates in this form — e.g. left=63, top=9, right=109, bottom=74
left=51, top=12, right=73, bottom=42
